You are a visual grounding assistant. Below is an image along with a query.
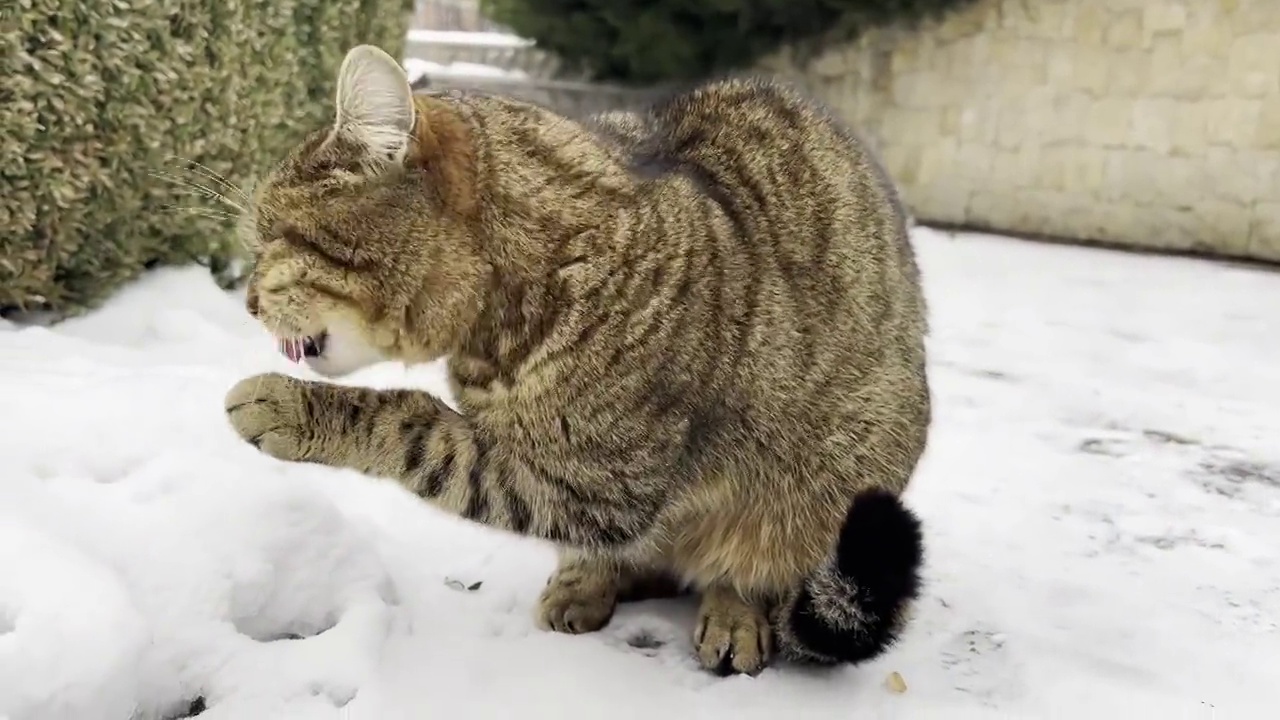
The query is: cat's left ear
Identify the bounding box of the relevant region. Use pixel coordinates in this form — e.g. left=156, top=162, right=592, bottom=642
left=333, top=45, right=415, bottom=165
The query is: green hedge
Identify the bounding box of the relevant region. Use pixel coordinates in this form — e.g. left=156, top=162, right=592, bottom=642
left=0, top=0, right=413, bottom=316
left=481, top=0, right=979, bottom=84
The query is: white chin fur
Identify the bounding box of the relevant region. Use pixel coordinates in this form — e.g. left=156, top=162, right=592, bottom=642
left=303, top=324, right=385, bottom=378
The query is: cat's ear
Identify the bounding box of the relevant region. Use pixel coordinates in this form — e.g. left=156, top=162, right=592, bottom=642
left=333, top=45, right=415, bottom=165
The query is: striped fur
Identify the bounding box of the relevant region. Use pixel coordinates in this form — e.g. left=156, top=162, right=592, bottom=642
left=227, top=46, right=931, bottom=675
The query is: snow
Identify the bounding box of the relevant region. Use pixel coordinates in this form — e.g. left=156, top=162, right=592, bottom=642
left=403, top=57, right=528, bottom=82
left=405, top=29, right=533, bottom=48
left=1, top=227, right=1278, bottom=719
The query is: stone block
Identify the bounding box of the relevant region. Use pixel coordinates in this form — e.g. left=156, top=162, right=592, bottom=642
left=1171, top=102, right=1211, bottom=155
left=1049, top=91, right=1092, bottom=144
left=1145, top=35, right=1222, bottom=99
left=1176, top=54, right=1229, bottom=100
left=1123, top=206, right=1202, bottom=251
left=1025, top=1, right=1072, bottom=39
left=1073, top=4, right=1107, bottom=45
left=1253, top=151, right=1280, bottom=193
left=1017, top=189, right=1076, bottom=237
left=809, top=46, right=850, bottom=77
left=957, top=104, right=998, bottom=145
left=1106, top=10, right=1145, bottom=49
left=991, top=146, right=1041, bottom=188
left=1101, top=149, right=1178, bottom=205
left=1019, top=87, right=1061, bottom=140
left=1129, top=97, right=1176, bottom=152
left=954, top=142, right=996, bottom=181
left=897, top=108, right=944, bottom=144
left=1205, top=98, right=1263, bottom=148
left=1107, top=50, right=1151, bottom=96
left=1046, top=49, right=1074, bottom=85
left=1142, top=3, right=1188, bottom=44
left=964, top=190, right=1010, bottom=228
left=1148, top=155, right=1206, bottom=207
left=880, top=143, right=922, bottom=186
left=909, top=182, right=971, bottom=224
left=1085, top=98, right=1133, bottom=147
left=994, top=105, right=1031, bottom=151
left=1201, top=147, right=1273, bottom=205
left=997, top=0, right=1028, bottom=30
left=890, top=42, right=920, bottom=75
left=912, top=139, right=957, bottom=188
left=891, top=71, right=946, bottom=109
left=939, top=106, right=961, bottom=137
left=934, top=2, right=989, bottom=43
left=1181, top=9, right=1233, bottom=57
left=1064, top=203, right=1121, bottom=244
left=1189, top=199, right=1253, bottom=256
left=1062, top=148, right=1107, bottom=194
left=1053, top=197, right=1130, bottom=243
left=1070, top=50, right=1111, bottom=95
left=1230, top=0, right=1280, bottom=35
left=1257, top=96, right=1280, bottom=150
left=1033, top=147, right=1067, bottom=192
left=1227, top=33, right=1280, bottom=98
left=989, top=39, right=1048, bottom=86
left=1149, top=209, right=1200, bottom=251
left=1248, top=202, right=1280, bottom=261
left=1091, top=204, right=1188, bottom=250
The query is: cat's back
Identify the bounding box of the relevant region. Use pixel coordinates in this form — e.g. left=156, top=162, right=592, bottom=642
left=600, top=76, right=921, bottom=324
left=604, top=76, right=925, bottom=365
left=571, top=78, right=929, bottom=469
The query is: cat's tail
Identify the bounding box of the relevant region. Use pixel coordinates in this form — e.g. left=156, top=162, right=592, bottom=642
left=773, top=487, right=924, bottom=665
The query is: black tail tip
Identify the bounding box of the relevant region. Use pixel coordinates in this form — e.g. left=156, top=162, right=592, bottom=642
left=835, top=488, right=925, bottom=596
left=788, top=488, right=925, bottom=665
left=834, top=484, right=926, bottom=607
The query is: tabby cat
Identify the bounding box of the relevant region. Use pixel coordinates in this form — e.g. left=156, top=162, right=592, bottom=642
left=226, top=44, right=931, bottom=675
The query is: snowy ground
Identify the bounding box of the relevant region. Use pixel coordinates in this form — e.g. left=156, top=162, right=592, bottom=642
left=1, top=228, right=1277, bottom=720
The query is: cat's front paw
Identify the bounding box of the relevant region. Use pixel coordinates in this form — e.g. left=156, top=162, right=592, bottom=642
left=225, top=373, right=315, bottom=462
left=695, top=588, right=773, bottom=676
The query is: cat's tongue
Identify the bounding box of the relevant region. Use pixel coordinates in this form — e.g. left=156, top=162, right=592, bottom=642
left=278, top=337, right=303, bottom=363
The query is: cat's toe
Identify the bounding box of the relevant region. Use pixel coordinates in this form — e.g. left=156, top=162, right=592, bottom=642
left=536, top=578, right=617, bottom=634
left=694, top=590, right=773, bottom=676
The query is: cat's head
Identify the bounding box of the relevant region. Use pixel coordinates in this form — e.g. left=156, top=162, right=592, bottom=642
left=237, top=45, right=484, bottom=378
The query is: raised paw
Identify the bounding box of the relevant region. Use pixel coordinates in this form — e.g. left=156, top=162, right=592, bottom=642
left=535, top=562, right=620, bottom=635
left=224, top=372, right=314, bottom=462
left=694, top=588, right=773, bottom=676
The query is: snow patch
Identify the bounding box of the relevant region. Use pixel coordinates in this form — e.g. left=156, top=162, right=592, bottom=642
left=404, top=57, right=529, bottom=83
left=0, top=228, right=1278, bottom=717
left=0, top=519, right=145, bottom=720
left=405, top=29, right=534, bottom=48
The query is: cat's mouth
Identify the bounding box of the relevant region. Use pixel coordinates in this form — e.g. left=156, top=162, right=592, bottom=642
left=278, top=331, right=328, bottom=363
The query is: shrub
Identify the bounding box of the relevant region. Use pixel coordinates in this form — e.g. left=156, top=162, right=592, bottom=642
left=480, top=0, right=979, bottom=85
left=0, top=0, right=413, bottom=316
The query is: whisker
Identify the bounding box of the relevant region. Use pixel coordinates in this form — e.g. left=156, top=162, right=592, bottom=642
left=158, top=203, right=254, bottom=254
left=166, top=154, right=254, bottom=206
left=161, top=207, right=240, bottom=224
left=149, top=170, right=246, bottom=213
left=158, top=201, right=238, bottom=218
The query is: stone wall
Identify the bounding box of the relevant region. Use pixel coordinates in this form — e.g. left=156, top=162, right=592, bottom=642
left=760, top=0, right=1280, bottom=262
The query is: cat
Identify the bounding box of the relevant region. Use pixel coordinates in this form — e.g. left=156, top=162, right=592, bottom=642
left=226, top=44, right=931, bottom=675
